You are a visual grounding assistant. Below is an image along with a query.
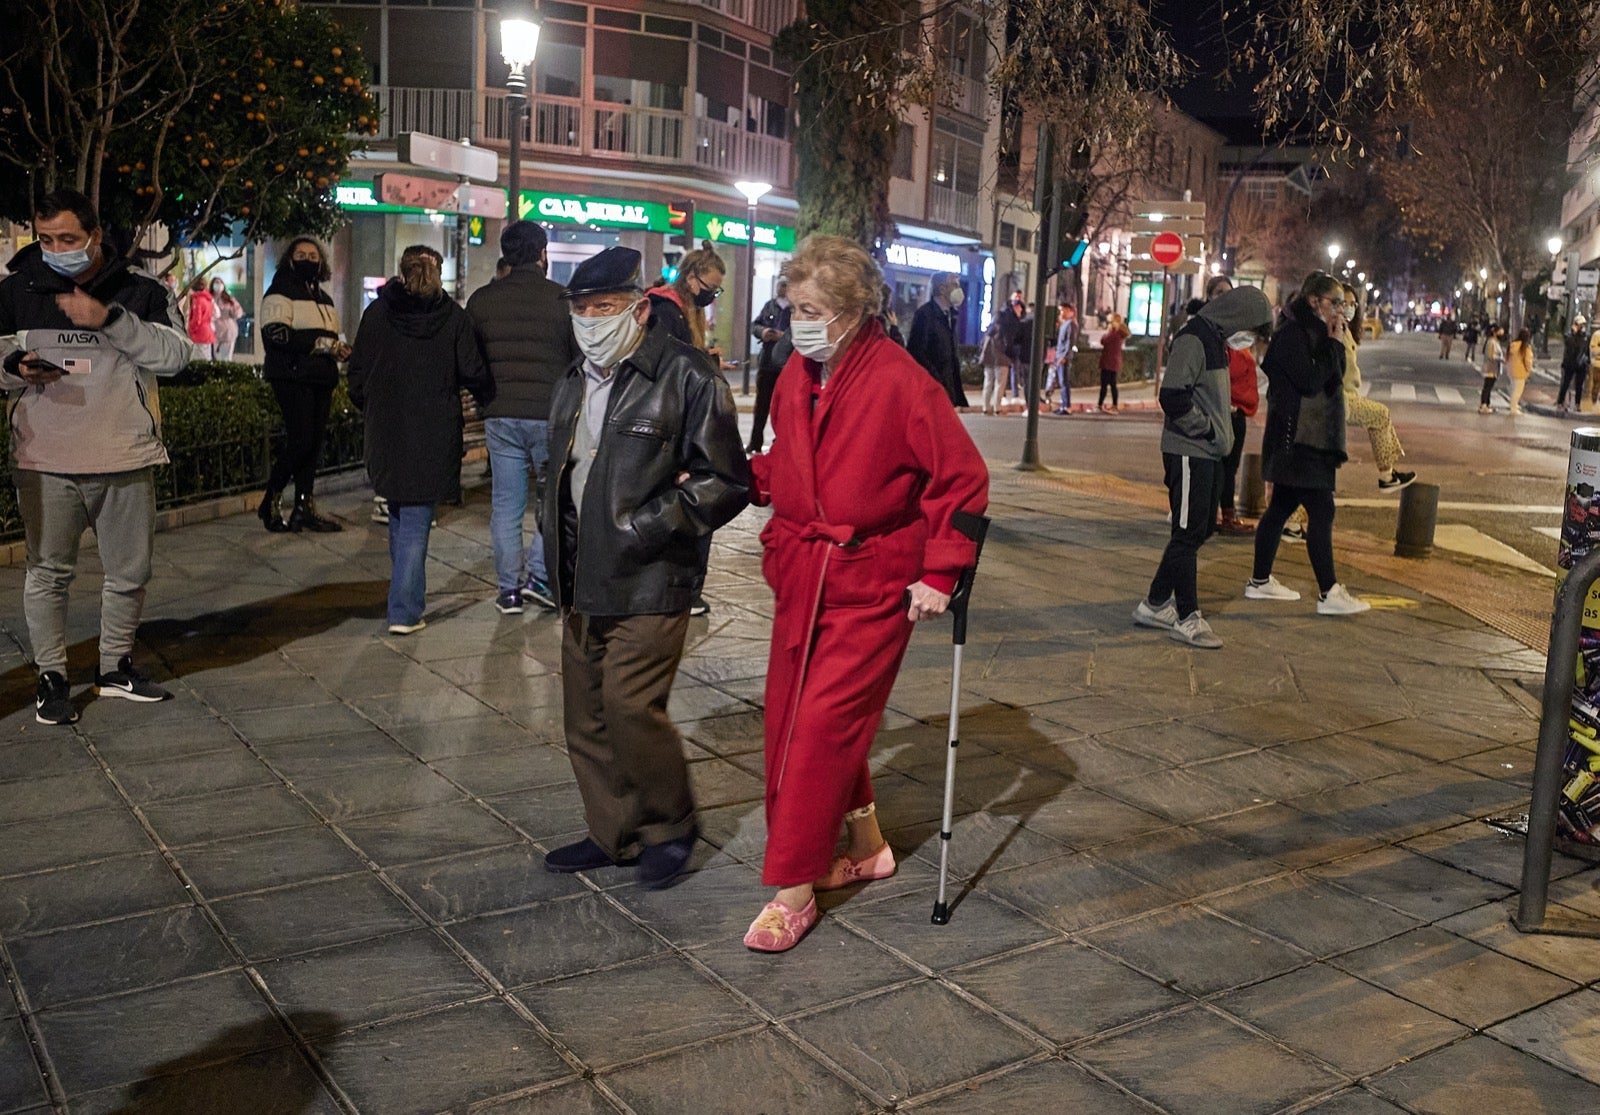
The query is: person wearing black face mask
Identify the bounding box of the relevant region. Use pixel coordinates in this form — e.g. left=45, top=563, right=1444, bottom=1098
left=259, top=236, right=350, bottom=532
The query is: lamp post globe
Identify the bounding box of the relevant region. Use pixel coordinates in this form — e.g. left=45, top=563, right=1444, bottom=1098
left=1327, top=243, right=1341, bottom=264
left=499, top=5, right=542, bottom=205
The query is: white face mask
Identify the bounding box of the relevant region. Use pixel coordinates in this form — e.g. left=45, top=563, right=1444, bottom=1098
left=1227, top=331, right=1258, bottom=351
left=571, top=302, right=645, bottom=369
left=947, top=286, right=965, bottom=307
left=792, top=312, right=843, bottom=362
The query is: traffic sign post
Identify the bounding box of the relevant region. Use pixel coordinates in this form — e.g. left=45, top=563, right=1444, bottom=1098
left=1150, top=232, right=1184, bottom=267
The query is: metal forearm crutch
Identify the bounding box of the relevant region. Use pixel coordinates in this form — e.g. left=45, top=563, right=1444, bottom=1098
left=932, top=510, right=991, bottom=926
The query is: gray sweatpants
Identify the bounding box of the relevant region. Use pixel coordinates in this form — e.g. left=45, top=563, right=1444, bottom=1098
left=16, top=468, right=156, bottom=676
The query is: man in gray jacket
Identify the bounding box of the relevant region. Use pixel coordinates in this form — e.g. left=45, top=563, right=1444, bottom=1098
left=466, top=220, right=577, bottom=613
left=0, top=190, right=192, bottom=723
left=1134, top=285, right=1272, bottom=649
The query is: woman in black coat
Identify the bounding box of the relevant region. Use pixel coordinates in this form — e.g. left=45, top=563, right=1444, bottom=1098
left=1244, top=272, right=1369, bottom=616
left=347, top=246, right=495, bottom=634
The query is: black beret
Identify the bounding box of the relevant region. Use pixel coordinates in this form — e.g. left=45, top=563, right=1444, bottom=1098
left=562, top=246, right=644, bottom=299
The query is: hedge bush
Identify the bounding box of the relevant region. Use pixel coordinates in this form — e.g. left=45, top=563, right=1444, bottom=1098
left=0, top=361, right=364, bottom=541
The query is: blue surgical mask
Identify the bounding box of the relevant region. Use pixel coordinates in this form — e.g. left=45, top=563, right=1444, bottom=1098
left=42, top=246, right=93, bottom=277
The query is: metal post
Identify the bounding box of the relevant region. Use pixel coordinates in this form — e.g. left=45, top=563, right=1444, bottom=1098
left=1154, top=267, right=1170, bottom=378
left=1018, top=123, right=1055, bottom=472
left=506, top=69, right=526, bottom=212
left=743, top=200, right=757, bottom=396
left=1394, top=482, right=1439, bottom=558
left=1516, top=543, right=1600, bottom=937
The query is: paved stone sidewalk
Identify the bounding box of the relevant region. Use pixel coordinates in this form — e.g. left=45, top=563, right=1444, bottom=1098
left=0, top=464, right=1596, bottom=1114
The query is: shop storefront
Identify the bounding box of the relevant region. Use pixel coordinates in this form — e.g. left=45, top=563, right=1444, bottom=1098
left=882, top=238, right=989, bottom=343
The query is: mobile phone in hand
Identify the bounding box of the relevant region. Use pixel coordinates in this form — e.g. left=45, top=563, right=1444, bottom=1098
left=20, top=356, right=67, bottom=375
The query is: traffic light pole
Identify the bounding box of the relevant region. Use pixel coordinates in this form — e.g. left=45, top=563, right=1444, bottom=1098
left=1018, top=123, right=1055, bottom=473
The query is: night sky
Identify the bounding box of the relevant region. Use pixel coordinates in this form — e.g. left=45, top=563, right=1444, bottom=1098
left=1160, top=0, right=1271, bottom=141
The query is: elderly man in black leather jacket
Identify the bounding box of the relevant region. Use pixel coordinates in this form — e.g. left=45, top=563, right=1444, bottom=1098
left=541, top=247, right=750, bottom=889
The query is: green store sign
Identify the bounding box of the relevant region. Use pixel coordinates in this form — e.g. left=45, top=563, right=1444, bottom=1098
left=695, top=211, right=795, bottom=252
left=334, top=182, right=424, bottom=215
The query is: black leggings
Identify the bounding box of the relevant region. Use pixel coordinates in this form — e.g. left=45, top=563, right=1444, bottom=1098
left=1559, top=366, right=1588, bottom=407
left=1479, top=376, right=1497, bottom=408
left=1219, top=410, right=1248, bottom=512
left=1253, top=484, right=1338, bottom=593
left=268, top=381, right=334, bottom=496
left=1098, top=369, right=1119, bottom=407
left=748, top=364, right=780, bottom=453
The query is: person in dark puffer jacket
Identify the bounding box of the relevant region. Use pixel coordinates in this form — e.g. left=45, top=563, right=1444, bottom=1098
left=466, top=220, right=577, bottom=614
left=259, top=236, right=348, bottom=533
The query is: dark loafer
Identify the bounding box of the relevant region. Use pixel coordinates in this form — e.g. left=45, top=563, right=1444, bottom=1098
left=544, top=837, right=636, bottom=874
left=637, top=829, right=699, bottom=890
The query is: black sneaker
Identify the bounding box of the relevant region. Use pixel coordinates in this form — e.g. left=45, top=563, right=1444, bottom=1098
left=689, top=596, right=710, bottom=617
left=495, top=590, right=525, bottom=615
left=637, top=827, right=699, bottom=890
left=35, top=671, right=77, bottom=725
left=1378, top=470, right=1416, bottom=492
left=544, top=837, right=638, bottom=874
left=93, top=656, right=173, bottom=703
left=524, top=578, right=557, bottom=611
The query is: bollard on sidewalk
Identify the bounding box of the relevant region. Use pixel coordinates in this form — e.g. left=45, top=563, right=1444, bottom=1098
left=1394, top=482, right=1439, bottom=558
left=1242, top=453, right=1265, bottom=517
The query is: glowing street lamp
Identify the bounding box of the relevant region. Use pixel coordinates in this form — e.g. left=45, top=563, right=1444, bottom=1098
left=734, top=180, right=773, bottom=395
left=499, top=4, right=542, bottom=204
left=1550, top=235, right=1565, bottom=257
left=1327, top=243, right=1341, bottom=264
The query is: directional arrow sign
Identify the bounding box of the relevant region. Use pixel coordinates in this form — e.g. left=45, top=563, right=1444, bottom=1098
left=397, top=132, right=500, bottom=183
left=374, top=174, right=507, bottom=219
left=1134, top=200, right=1206, bottom=219
left=1130, top=218, right=1205, bottom=236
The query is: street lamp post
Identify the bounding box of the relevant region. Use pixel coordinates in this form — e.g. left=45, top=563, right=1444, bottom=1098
left=1327, top=243, right=1341, bottom=268
left=734, top=180, right=772, bottom=396
left=499, top=6, right=541, bottom=214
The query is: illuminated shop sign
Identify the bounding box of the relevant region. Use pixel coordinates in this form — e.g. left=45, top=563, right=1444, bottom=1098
left=523, top=192, right=667, bottom=228
left=694, top=212, right=797, bottom=252
left=887, top=243, right=964, bottom=272
left=335, top=183, right=422, bottom=215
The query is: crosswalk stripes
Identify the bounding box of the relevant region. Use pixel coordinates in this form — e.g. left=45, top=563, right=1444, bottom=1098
left=1360, top=381, right=1498, bottom=405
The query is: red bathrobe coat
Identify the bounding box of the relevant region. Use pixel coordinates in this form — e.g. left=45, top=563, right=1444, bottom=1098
left=750, top=318, right=989, bottom=886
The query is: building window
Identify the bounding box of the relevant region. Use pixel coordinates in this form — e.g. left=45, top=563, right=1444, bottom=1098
left=594, top=29, right=688, bottom=110
left=999, top=222, right=1015, bottom=248
left=1017, top=228, right=1032, bottom=252
left=892, top=123, right=916, bottom=181
left=931, top=130, right=981, bottom=194
left=535, top=21, right=585, bottom=99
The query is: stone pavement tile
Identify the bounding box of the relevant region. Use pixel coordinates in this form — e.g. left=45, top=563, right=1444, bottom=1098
left=1189, top=701, right=1402, bottom=747
left=836, top=888, right=1056, bottom=971
left=864, top=771, right=955, bottom=828
left=1402, top=822, right=1584, bottom=890
left=980, top=853, right=1181, bottom=933
left=666, top=683, right=756, bottom=723
left=1195, top=803, right=1383, bottom=869
left=1010, top=784, right=1171, bottom=850
left=1488, top=988, right=1600, bottom=1084
left=0, top=809, right=150, bottom=878
left=223, top=702, right=376, bottom=744
left=253, top=729, right=415, bottom=781
left=1204, top=875, right=1422, bottom=958
left=0, top=1017, right=47, bottom=1113
left=1307, top=847, right=1513, bottom=921
left=389, top=713, right=560, bottom=759
left=349, top=685, right=494, bottom=729
left=176, top=825, right=368, bottom=899
left=891, top=809, right=1072, bottom=879
left=601, top=1029, right=875, bottom=1115
left=339, top=801, right=520, bottom=867
left=0, top=769, right=122, bottom=824
left=70, top=1044, right=343, bottom=1115
left=257, top=928, right=487, bottom=1028
left=429, top=744, right=574, bottom=797
left=608, top=862, right=765, bottom=950
left=517, top=954, right=759, bottom=1069
left=1345, top=718, right=1513, bottom=763
left=950, top=940, right=1186, bottom=1044
left=32, top=971, right=286, bottom=1097
left=1435, top=899, right=1600, bottom=984
left=1073, top=1006, right=1343, bottom=1115
left=1368, top=1034, right=1600, bottom=1113
left=113, top=750, right=283, bottom=804
left=1216, top=963, right=1466, bottom=1076
left=1289, top=775, right=1478, bottom=844
left=1545, top=872, right=1600, bottom=917
left=677, top=711, right=767, bottom=757
left=1300, top=1090, right=1410, bottom=1114
left=142, top=785, right=319, bottom=847
left=1333, top=926, right=1578, bottom=1029
left=1190, top=748, right=1357, bottom=801
left=1082, top=906, right=1310, bottom=997
left=0, top=854, right=190, bottom=937
left=0, top=736, right=99, bottom=783
left=448, top=893, right=664, bottom=988
left=453, top=676, right=568, bottom=719
left=316, top=999, right=571, bottom=1113
left=472, top=1079, right=615, bottom=1115
left=694, top=801, right=767, bottom=866
left=914, top=1058, right=1153, bottom=1114
left=1276, top=734, right=1428, bottom=783
left=422, top=651, right=557, bottom=687
left=291, top=762, right=468, bottom=821
left=892, top=752, right=1073, bottom=814
left=74, top=696, right=216, bottom=735
left=211, top=873, right=425, bottom=961
left=1008, top=736, right=1162, bottom=789
left=1095, top=721, right=1252, bottom=766
left=1450, top=743, right=1537, bottom=787
left=7, top=906, right=232, bottom=1009
left=313, top=661, right=453, bottom=702
left=789, top=979, right=1038, bottom=1103
left=686, top=758, right=766, bottom=809
left=691, top=921, right=917, bottom=1018
left=391, top=845, right=586, bottom=922
left=488, top=782, right=589, bottom=841
left=1096, top=765, right=1272, bottom=824
left=1090, top=826, right=1282, bottom=900
left=192, top=676, right=332, bottom=714
left=84, top=718, right=243, bottom=764
left=1028, top=695, right=1172, bottom=735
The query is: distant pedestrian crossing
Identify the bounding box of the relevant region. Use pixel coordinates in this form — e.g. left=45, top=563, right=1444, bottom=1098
left=1360, top=381, right=1494, bottom=405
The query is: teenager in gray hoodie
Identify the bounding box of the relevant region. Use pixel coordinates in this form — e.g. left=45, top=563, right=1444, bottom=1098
left=1134, top=285, right=1273, bottom=648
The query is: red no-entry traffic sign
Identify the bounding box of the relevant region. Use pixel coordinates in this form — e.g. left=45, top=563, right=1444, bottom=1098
left=1151, top=231, right=1185, bottom=267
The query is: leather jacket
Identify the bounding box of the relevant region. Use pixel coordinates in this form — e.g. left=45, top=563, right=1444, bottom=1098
left=543, top=325, right=751, bottom=616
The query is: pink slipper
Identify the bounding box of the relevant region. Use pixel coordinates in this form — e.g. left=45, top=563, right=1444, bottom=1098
left=814, top=843, right=897, bottom=891
left=743, top=897, right=819, bottom=953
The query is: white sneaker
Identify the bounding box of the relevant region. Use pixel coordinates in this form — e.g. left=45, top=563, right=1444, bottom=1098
left=386, top=620, right=427, bottom=635
left=1317, top=584, right=1371, bottom=615
left=1245, top=576, right=1301, bottom=601
left=1133, top=597, right=1179, bottom=630
left=1170, top=611, right=1223, bottom=649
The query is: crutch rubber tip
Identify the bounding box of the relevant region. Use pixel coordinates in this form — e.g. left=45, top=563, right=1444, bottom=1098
left=931, top=902, right=950, bottom=925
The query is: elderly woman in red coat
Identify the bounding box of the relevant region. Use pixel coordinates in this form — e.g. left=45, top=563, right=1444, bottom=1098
left=744, top=235, right=989, bottom=952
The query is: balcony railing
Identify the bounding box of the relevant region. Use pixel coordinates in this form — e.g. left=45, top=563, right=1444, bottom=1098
left=940, top=75, right=989, bottom=120
left=369, top=86, right=476, bottom=142
left=695, top=0, right=799, bottom=37
left=692, top=117, right=791, bottom=189
left=928, top=183, right=980, bottom=232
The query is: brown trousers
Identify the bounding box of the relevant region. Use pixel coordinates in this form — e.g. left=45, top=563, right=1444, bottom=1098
left=562, top=610, right=696, bottom=860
